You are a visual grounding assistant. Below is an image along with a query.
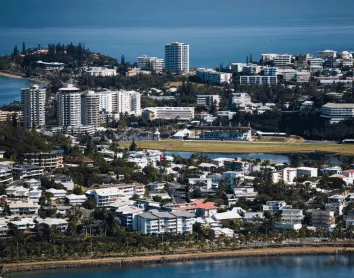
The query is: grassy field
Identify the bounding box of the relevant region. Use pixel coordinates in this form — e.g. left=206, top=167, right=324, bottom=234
left=120, top=140, right=354, bottom=155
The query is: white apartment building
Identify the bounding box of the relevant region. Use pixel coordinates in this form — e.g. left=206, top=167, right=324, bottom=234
left=296, top=71, right=310, bottom=83
left=66, top=194, right=87, bottom=205
left=279, top=69, right=297, bottom=81
left=261, top=53, right=278, bottom=62
left=134, top=210, right=195, bottom=234
left=47, top=188, right=67, bottom=199
left=0, top=166, right=13, bottom=184
left=138, top=55, right=164, bottom=73
left=310, top=58, right=325, bottom=66
left=5, top=186, right=29, bottom=197
left=277, top=209, right=304, bottom=230
left=296, top=167, right=318, bottom=177
left=310, top=65, right=323, bottom=73
left=229, top=62, right=246, bottom=73
left=98, top=91, right=117, bottom=113
left=263, top=67, right=279, bottom=76
left=117, top=90, right=141, bottom=116
left=57, top=84, right=81, bottom=127
left=229, top=92, right=251, bottom=106
left=81, top=91, right=100, bottom=126
left=115, top=205, right=144, bottom=228
left=272, top=167, right=297, bottom=185
left=142, top=107, right=194, bottom=121
left=296, top=54, right=312, bottom=67
left=196, top=68, right=232, bottom=85
left=311, top=210, right=335, bottom=229
left=21, top=85, right=46, bottom=128
left=195, top=95, right=220, bottom=106
left=91, top=184, right=145, bottom=207
left=86, top=67, right=116, bottom=77
left=263, top=201, right=289, bottom=212
left=28, top=188, right=42, bottom=204
left=273, top=54, right=292, bottom=67
left=9, top=201, right=39, bottom=215
left=165, top=42, right=189, bottom=74
left=317, top=50, right=337, bottom=59
left=240, top=76, right=278, bottom=85
left=188, top=178, right=212, bottom=191
left=321, top=103, right=354, bottom=124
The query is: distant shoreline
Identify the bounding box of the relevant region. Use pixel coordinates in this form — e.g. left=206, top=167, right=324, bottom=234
left=0, top=71, right=48, bottom=85
left=2, top=246, right=354, bottom=276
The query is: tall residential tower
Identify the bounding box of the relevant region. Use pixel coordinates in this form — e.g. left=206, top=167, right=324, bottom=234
left=165, top=42, right=189, bottom=74
left=81, top=91, right=100, bottom=127
left=57, top=84, right=81, bottom=127
left=21, top=85, right=46, bottom=128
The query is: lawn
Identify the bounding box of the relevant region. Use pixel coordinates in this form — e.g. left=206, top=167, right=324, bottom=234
left=120, top=140, right=354, bottom=155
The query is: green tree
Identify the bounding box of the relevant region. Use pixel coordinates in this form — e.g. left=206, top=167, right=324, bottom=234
left=129, top=139, right=137, bottom=151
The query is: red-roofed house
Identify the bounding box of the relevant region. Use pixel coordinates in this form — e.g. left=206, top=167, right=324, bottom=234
left=342, top=170, right=354, bottom=178
left=330, top=174, right=353, bottom=186
left=169, top=199, right=218, bottom=217
left=342, top=170, right=354, bottom=185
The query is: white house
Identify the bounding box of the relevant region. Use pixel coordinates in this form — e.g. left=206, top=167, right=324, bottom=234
left=9, top=201, right=39, bottom=215
left=188, top=178, right=212, bottom=191
left=66, top=194, right=87, bottom=205
left=297, top=167, right=318, bottom=177
left=47, top=188, right=67, bottom=199
left=91, top=184, right=145, bottom=207
left=272, top=168, right=297, bottom=185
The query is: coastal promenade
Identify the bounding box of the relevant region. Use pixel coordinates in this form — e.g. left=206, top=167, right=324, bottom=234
left=2, top=243, right=354, bottom=275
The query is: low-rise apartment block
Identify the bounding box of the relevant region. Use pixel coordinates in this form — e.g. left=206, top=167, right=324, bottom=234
left=196, top=68, right=232, bottom=84
left=9, top=201, right=39, bottom=215
left=142, top=107, right=194, bottom=121
left=23, top=152, right=64, bottom=169
left=240, top=76, right=278, bottom=85
left=12, top=165, right=44, bottom=180
left=195, top=95, right=220, bottom=106
left=321, top=103, right=354, bottom=124
left=296, top=167, right=318, bottom=177
left=134, top=210, right=195, bottom=234
left=91, top=184, right=145, bottom=207
left=311, top=210, right=336, bottom=230
left=272, top=167, right=297, bottom=185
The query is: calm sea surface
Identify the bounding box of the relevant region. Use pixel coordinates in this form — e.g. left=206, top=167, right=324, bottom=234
left=1, top=0, right=354, bottom=67
left=6, top=255, right=354, bottom=278
left=0, top=76, right=35, bottom=106
left=1, top=0, right=354, bottom=104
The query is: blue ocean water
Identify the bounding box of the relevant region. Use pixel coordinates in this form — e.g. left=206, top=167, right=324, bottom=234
left=0, top=76, right=34, bottom=106
left=6, top=256, right=354, bottom=278
left=1, top=0, right=354, bottom=103
left=0, top=0, right=354, bottom=67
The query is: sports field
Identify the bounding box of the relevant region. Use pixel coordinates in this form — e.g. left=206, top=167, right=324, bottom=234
left=120, top=140, right=354, bottom=155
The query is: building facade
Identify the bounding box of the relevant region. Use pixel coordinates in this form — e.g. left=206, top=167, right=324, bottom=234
left=81, top=91, right=100, bottom=126
left=321, top=103, right=354, bottom=124
left=137, top=55, right=164, bottom=73
left=195, top=95, right=220, bottom=106
left=57, top=85, right=81, bottom=127
left=21, top=85, right=46, bottom=128
left=142, top=107, right=194, bottom=121
left=23, top=152, right=64, bottom=169
left=196, top=68, right=232, bottom=85
left=165, top=42, right=189, bottom=74
left=240, top=76, right=278, bottom=85
left=117, top=90, right=141, bottom=116
left=134, top=210, right=195, bottom=234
